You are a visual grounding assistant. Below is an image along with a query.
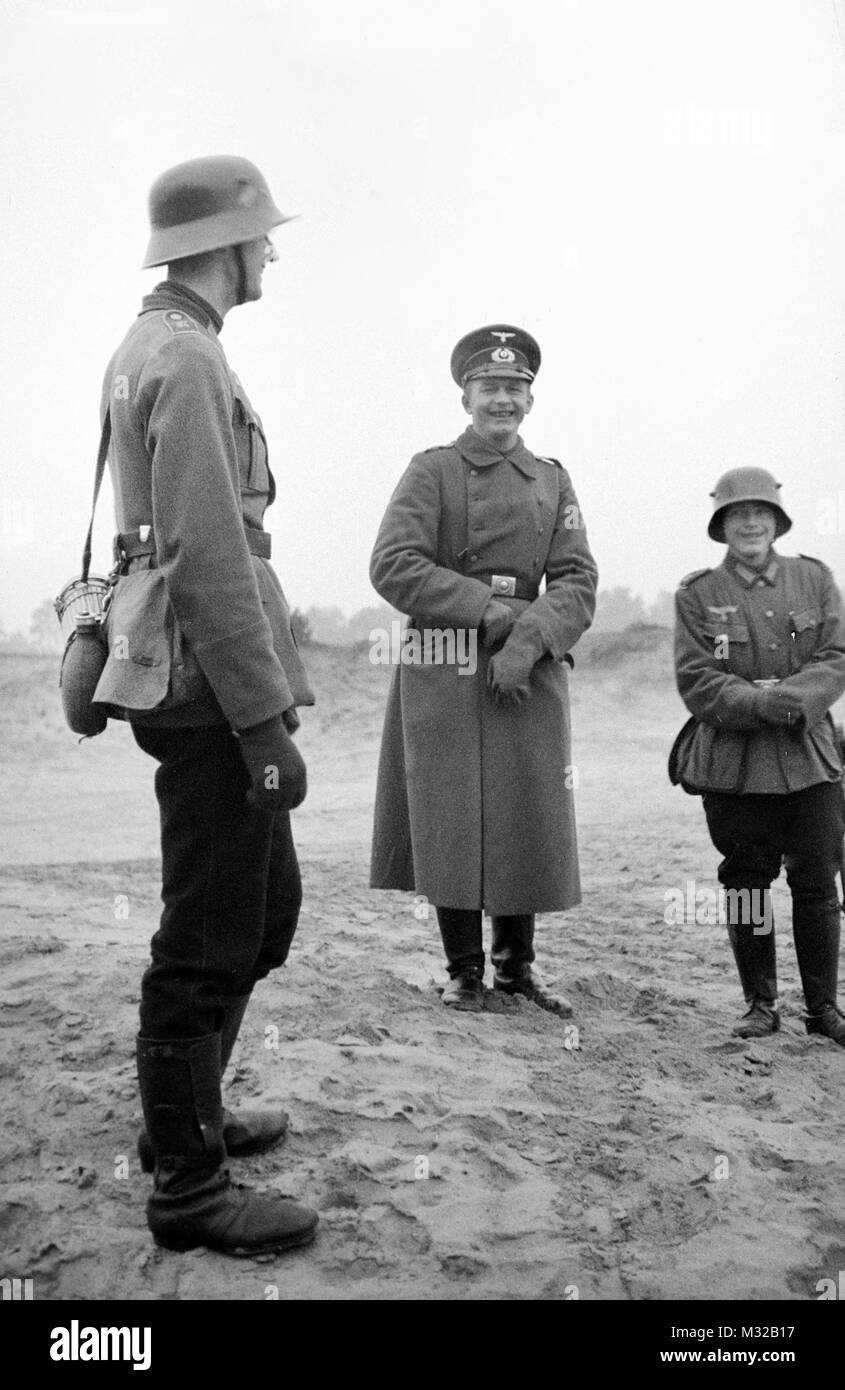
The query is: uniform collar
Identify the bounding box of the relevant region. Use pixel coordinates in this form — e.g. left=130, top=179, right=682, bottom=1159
left=140, top=281, right=224, bottom=335
left=723, top=550, right=779, bottom=587
left=454, top=425, right=537, bottom=478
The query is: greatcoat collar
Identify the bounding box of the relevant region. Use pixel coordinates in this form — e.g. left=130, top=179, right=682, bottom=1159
left=454, top=426, right=538, bottom=479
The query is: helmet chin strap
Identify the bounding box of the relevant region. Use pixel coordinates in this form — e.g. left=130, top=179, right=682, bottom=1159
left=233, top=244, right=249, bottom=306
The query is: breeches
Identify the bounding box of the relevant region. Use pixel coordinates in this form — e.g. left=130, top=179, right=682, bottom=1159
left=132, top=722, right=302, bottom=1038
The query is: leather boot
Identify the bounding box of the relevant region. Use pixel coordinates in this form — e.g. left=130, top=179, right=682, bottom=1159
left=137, top=1034, right=317, bottom=1256
left=792, top=895, right=845, bottom=1046
left=725, top=888, right=779, bottom=1036
left=491, top=915, right=573, bottom=1018
left=437, top=908, right=484, bottom=1012
left=137, top=994, right=288, bottom=1172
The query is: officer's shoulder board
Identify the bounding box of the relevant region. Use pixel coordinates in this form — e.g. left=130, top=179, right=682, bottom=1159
left=677, top=567, right=711, bottom=591
left=797, top=553, right=828, bottom=568
left=536, top=455, right=562, bottom=469
left=162, top=310, right=199, bottom=335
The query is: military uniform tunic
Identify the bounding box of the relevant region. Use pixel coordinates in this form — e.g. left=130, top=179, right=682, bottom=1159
left=94, top=281, right=313, bottom=728
left=674, top=551, right=845, bottom=793
left=369, top=426, right=598, bottom=914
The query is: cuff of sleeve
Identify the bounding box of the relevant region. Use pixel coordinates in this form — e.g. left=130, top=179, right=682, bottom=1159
left=510, top=613, right=554, bottom=660
left=194, top=619, right=294, bottom=729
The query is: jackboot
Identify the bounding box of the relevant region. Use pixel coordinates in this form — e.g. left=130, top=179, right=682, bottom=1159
left=137, top=1033, right=317, bottom=1256
left=725, top=892, right=779, bottom=1037
left=792, top=896, right=845, bottom=1046
left=491, top=914, right=573, bottom=1018
left=138, top=993, right=289, bottom=1172
left=437, top=908, right=484, bottom=1012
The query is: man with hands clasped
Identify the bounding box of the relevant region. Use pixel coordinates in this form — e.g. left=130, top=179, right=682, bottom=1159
left=673, top=468, right=845, bottom=1044
left=370, top=325, right=598, bottom=1014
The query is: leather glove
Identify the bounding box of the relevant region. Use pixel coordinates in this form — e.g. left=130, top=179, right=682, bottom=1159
left=757, top=687, right=805, bottom=730
left=487, top=628, right=538, bottom=707
left=478, top=598, right=515, bottom=649
left=237, top=713, right=307, bottom=811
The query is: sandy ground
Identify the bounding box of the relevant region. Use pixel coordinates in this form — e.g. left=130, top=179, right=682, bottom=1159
left=1, top=634, right=844, bottom=1302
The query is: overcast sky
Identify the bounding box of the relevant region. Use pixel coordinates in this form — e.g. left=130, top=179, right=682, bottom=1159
left=2, top=0, right=845, bottom=635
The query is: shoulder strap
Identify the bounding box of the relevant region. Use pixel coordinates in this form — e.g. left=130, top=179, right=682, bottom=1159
left=81, top=412, right=112, bottom=583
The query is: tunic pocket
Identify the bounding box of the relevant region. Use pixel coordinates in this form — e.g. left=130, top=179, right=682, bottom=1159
left=791, top=609, right=818, bottom=632
left=234, top=396, right=270, bottom=496
left=702, top=620, right=751, bottom=677
left=790, top=608, right=821, bottom=664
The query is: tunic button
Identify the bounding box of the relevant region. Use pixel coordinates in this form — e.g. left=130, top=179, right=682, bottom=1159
left=765, top=610, right=774, bottom=618
left=768, top=642, right=778, bottom=650
left=470, top=469, right=477, bottom=476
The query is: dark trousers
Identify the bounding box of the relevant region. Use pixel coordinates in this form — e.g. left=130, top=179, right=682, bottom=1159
left=703, top=781, right=843, bottom=901
left=132, top=723, right=302, bottom=1039
left=703, top=780, right=844, bottom=1010
left=435, top=908, right=535, bottom=979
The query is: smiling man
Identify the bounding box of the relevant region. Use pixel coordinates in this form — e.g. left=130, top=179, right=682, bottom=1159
left=673, top=468, right=845, bottom=1044
left=370, top=324, right=598, bottom=1014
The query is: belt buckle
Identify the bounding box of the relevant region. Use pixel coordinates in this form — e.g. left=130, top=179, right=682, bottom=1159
left=491, top=574, right=516, bottom=597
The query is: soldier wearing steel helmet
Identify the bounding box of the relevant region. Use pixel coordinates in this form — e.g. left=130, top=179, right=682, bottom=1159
left=94, top=156, right=317, bottom=1255
left=370, top=325, right=598, bottom=1015
left=673, top=467, right=845, bottom=1044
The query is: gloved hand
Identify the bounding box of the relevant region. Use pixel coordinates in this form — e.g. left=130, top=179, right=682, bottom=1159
left=237, top=713, right=307, bottom=811
left=487, top=628, right=538, bottom=707
left=757, top=686, right=805, bottom=730
left=478, top=598, right=515, bottom=649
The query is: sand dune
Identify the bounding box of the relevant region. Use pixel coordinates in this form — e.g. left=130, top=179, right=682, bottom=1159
left=1, top=637, right=843, bottom=1300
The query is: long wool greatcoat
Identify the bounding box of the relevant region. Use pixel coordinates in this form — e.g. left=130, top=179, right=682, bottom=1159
left=369, top=426, right=598, bottom=914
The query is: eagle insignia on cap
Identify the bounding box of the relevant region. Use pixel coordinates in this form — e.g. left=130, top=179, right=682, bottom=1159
left=450, top=322, right=541, bottom=385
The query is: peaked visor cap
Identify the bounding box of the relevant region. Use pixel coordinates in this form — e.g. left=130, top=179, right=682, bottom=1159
left=451, top=324, right=541, bottom=386
left=142, top=155, right=294, bottom=269
left=708, top=467, right=792, bottom=542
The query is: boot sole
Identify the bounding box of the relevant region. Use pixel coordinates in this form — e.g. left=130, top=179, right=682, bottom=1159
left=152, top=1224, right=318, bottom=1256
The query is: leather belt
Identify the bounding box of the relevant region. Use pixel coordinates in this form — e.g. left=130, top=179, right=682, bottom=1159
left=115, top=526, right=272, bottom=564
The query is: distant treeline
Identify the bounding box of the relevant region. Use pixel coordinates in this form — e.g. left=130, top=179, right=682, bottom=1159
left=14, top=581, right=840, bottom=655
left=288, top=587, right=677, bottom=646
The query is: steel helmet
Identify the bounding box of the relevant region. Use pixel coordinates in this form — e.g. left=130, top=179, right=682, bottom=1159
left=142, top=156, right=293, bottom=269
left=708, top=467, right=792, bottom=542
